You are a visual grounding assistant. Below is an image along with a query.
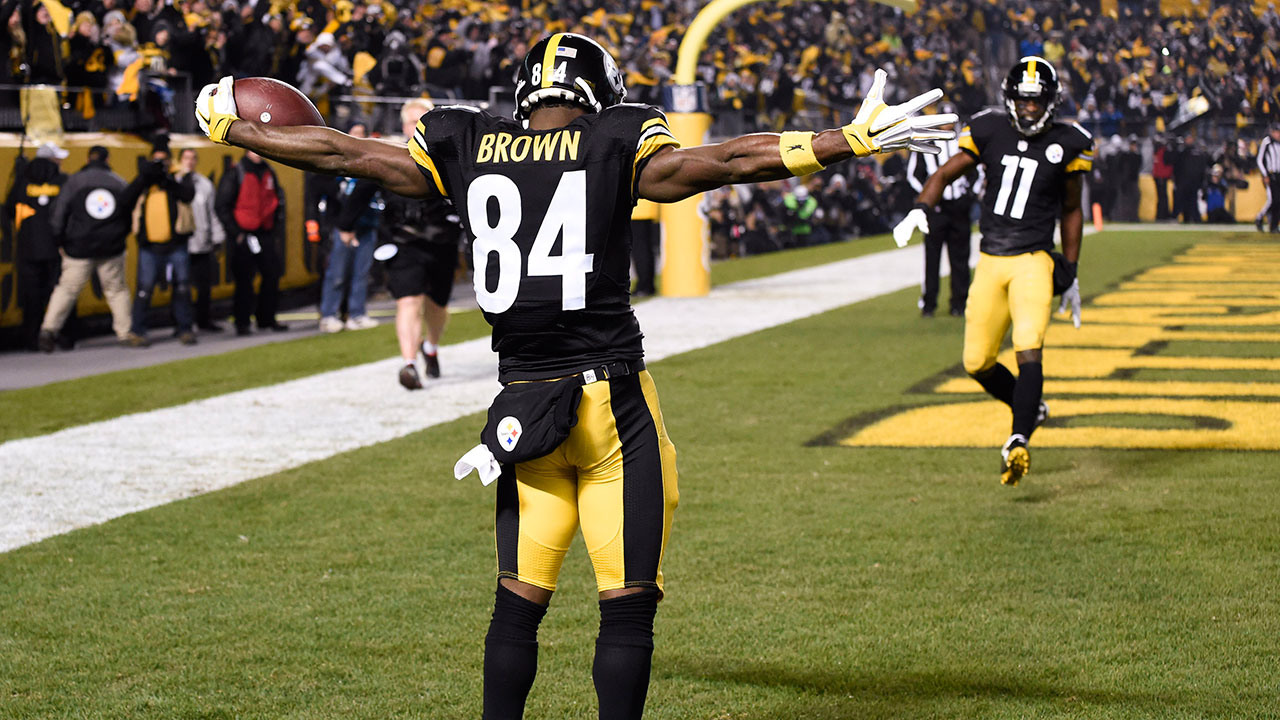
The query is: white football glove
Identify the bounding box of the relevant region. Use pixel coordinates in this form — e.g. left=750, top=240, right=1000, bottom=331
left=842, top=69, right=958, bottom=156
left=1058, top=278, right=1082, bottom=329
left=892, top=207, right=930, bottom=248
left=194, top=76, right=240, bottom=144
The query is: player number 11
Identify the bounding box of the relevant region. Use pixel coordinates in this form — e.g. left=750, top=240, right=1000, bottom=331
left=993, top=155, right=1039, bottom=220
left=468, top=170, right=594, bottom=314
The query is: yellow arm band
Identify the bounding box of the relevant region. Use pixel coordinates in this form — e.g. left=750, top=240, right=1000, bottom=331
left=779, top=131, right=825, bottom=176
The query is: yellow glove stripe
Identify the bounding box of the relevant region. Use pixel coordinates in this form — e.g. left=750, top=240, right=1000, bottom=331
left=841, top=105, right=888, bottom=157
left=840, top=125, right=875, bottom=157
left=209, top=115, right=237, bottom=145
left=779, top=131, right=824, bottom=176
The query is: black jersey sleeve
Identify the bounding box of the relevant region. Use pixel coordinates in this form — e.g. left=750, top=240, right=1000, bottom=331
left=958, top=108, right=1004, bottom=160
left=1062, top=122, right=1095, bottom=174
left=598, top=104, right=679, bottom=202
left=407, top=106, right=482, bottom=198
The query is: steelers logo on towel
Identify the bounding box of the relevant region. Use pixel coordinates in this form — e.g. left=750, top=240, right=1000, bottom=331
left=85, top=188, right=116, bottom=219
left=1045, top=143, right=1064, bottom=164
left=497, top=416, right=522, bottom=452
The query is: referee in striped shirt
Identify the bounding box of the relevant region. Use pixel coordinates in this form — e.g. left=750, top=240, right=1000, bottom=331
left=908, top=109, right=978, bottom=317
left=1258, top=123, right=1280, bottom=233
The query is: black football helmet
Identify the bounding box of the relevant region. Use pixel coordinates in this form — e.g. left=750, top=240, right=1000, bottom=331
left=1003, top=56, right=1060, bottom=137
left=514, top=33, right=626, bottom=121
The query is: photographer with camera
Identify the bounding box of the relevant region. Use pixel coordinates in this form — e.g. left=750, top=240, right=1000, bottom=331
left=124, top=138, right=197, bottom=347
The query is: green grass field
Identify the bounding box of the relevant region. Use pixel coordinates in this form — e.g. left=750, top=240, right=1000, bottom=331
left=3, top=229, right=1278, bottom=719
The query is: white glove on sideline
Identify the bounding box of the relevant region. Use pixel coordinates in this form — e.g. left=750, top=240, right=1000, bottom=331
left=893, top=207, right=930, bottom=248
left=1058, top=278, right=1082, bottom=328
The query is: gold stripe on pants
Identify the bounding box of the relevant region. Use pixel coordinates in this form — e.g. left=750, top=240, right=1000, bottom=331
left=495, top=370, right=679, bottom=594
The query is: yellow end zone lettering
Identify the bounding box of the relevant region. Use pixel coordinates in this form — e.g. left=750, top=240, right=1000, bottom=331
left=823, top=243, right=1280, bottom=451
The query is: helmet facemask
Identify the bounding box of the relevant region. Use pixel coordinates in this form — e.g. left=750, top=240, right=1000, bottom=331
left=1003, top=56, right=1059, bottom=137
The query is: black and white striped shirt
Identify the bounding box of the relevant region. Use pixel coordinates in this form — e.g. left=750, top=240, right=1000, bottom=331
left=908, top=137, right=974, bottom=201
left=1259, top=136, right=1280, bottom=175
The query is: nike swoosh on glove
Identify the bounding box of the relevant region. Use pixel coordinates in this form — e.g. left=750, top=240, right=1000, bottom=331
left=842, top=69, right=958, bottom=156
left=195, top=76, right=240, bottom=145
left=893, top=207, right=930, bottom=247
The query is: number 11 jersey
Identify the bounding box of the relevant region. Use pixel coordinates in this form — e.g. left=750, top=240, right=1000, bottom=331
left=408, top=104, right=679, bottom=382
left=958, top=108, right=1094, bottom=256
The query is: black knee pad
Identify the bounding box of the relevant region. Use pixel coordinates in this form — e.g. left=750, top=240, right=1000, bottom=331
left=597, top=590, right=659, bottom=650
left=486, top=584, right=548, bottom=645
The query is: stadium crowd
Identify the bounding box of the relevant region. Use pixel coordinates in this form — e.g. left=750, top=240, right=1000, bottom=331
left=4, top=0, right=1280, bottom=133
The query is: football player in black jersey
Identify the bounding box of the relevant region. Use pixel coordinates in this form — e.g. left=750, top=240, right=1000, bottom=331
left=197, top=33, right=954, bottom=720
left=895, top=57, right=1094, bottom=487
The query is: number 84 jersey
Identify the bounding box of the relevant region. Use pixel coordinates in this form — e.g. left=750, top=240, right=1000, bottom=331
left=408, top=104, right=678, bottom=382
left=959, top=108, right=1094, bottom=256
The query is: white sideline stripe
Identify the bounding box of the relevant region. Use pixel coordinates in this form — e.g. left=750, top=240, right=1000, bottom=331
left=1, top=223, right=1152, bottom=553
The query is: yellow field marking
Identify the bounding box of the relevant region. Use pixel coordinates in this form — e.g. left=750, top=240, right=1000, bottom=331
left=1134, top=267, right=1280, bottom=282
left=1047, top=323, right=1280, bottom=346
left=1117, top=281, right=1280, bottom=294
left=1163, top=329, right=1280, bottom=343
left=1093, top=291, right=1280, bottom=306
left=831, top=242, right=1280, bottom=451
left=1172, top=253, right=1280, bottom=262
left=1044, top=323, right=1165, bottom=348
left=1084, top=306, right=1280, bottom=326
left=934, top=377, right=1280, bottom=398
left=988, top=347, right=1280, bottom=377
left=841, top=398, right=1280, bottom=450
left=1183, top=245, right=1280, bottom=255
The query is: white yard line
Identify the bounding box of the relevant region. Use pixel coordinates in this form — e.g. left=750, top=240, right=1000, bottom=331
left=0, top=223, right=1180, bottom=552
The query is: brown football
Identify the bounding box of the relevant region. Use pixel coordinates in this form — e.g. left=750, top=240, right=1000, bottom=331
left=229, top=77, right=325, bottom=127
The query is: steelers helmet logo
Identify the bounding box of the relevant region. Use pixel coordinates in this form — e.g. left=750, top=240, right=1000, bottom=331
left=85, top=188, right=116, bottom=219
left=496, top=416, right=523, bottom=452
left=1045, top=143, right=1064, bottom=164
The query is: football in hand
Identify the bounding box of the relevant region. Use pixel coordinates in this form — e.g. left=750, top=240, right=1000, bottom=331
left=227, top=78, right=325, bottom=127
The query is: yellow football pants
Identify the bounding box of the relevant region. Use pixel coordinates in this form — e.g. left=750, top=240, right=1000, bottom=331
left=495, top=370, right=679, bottom=594
left=962, top=251, right=1054, bottom=374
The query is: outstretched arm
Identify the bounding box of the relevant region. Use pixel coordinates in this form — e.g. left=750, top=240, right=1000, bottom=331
left=198, top=77, right=432, bottom=198
left=226, top=122, right=431, bottom=199
left=639, top=130, right=864, bottom=203
left=638, top=69, right=956, bottom=203
left=913, top=151, right=977, bottom=209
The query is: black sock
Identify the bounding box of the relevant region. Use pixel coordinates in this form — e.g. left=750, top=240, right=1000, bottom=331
left=970, top=363, right=1017, bottom=407
left=1012, top=361, right=1044, bottom=439
left=593, top=591, right=659, bottom=720
left=482, top=584, right=548, bottom=720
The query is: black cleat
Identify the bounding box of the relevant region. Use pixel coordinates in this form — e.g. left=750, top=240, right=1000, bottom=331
left=421, top=342, right=441, bottom=378
left=399, top=362, right=423, bottom=390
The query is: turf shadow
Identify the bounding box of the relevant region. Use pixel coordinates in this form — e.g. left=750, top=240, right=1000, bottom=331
left=661, top=659, right=1183, bottom=718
